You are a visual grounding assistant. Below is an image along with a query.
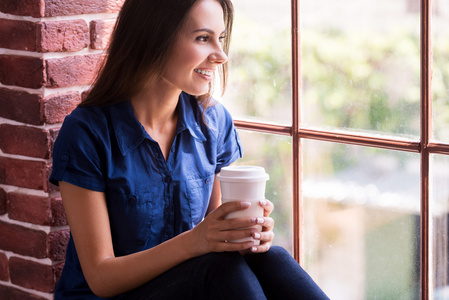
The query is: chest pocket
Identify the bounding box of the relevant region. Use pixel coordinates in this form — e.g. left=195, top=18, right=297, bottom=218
left=108, top=190, right=156, bottom=256
left=186, top=174, right=214, bottom=226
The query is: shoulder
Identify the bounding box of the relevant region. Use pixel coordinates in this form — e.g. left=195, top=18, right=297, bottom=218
left=61, top=105, right=108, bottom=131
left=203, top=99, right=234, bottom=129
left=54, top=105, right=111, bottom=154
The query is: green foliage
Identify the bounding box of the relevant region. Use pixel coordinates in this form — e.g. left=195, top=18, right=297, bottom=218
left=302, top=29, right=421, bottom=135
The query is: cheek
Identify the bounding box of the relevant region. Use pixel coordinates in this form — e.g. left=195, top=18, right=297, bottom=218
left=177, top=46, right=205, bottom=67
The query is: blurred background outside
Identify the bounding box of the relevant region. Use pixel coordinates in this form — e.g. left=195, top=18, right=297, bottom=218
left=217, top=0, right=449, bottom=299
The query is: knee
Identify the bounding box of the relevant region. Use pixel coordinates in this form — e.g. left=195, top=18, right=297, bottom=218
left=263, top=246, right=294, bottom=262
left=266, top=245, right=289, bottom=256
left=195, top=252, right=247, bottom=275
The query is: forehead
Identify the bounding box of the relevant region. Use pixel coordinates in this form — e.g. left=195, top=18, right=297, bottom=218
left=183, top=0, right=225, bottom=32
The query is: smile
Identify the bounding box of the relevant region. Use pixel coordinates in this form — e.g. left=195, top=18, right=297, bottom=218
left=194, top=69, right=213, bottom=76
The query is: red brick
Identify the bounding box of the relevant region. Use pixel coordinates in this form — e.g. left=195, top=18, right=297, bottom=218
left=47, top=230, right=69, bottom=261
left=38, top=19, right=89, bottom=52
left=90, top=19, right=116, bottom=50
left=0, top=188, right=6, bottom=215
left=44, top=0, right=124, bottom=17
left=0, top=124, right=50, bottom=159
left=0, top=0, right=43, bottom=18
left=0, top=252, right=8, bottom=281
left=51, top=197, right=67, bottom=226
left=8, top=192, right=52, bottom=225
left=0, top=88, right=43, bottom=125
left=0, top=55, right=45, bottom=89
left=0, top=284, right=47, bottom=300
left=42, top=91, right=80, bottom=124
left=0, top=19, right=38, bottom=51
left=0, top=157, right=48, bottom=191
left=9, top=257, right=57, bottom=293
left=0, top=221, right=47, bottom=258
left=54, top=262, right=64, bottom=283
left=46, top=54, right=103, bottom=87
left=50, top=127, right=60, bottom=150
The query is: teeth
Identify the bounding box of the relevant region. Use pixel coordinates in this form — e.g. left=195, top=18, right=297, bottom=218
left=194, top=69, right=213, bottom=76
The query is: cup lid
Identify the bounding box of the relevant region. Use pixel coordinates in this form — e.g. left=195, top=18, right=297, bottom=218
left=217, top=165, right=269, bottom=182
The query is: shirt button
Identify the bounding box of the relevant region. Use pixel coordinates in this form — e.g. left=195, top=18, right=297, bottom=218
left=164, top=176, right=172, bottom=183
left=61, top=155, right=67, bottom=161
left=205, top=178, right=211, bottom=184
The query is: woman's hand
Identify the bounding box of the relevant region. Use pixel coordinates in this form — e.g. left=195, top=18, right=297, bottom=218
left=242, top=199, right=275, bottom=254
left=187, top=201, right=262, bottom=256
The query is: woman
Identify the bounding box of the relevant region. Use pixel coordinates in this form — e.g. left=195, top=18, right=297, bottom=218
left=50, top=0, right=329, bottom=299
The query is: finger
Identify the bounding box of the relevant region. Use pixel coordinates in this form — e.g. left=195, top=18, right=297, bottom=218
left=221, top=241, right=256, bottom=252
left=219, top=216, right=263, bottom=231
left=254, top=230, right=275, bottom=243
left=250, top=241, right=272, bottom=254
left=214, top=227, right=257, bottom=242
left=261, top=217, right=275, bottom=231
left=252, top=217, right=274, bottom=231
left=210, top=201, right=252, bottom=219
left=259, top=199, right=274, bottom=217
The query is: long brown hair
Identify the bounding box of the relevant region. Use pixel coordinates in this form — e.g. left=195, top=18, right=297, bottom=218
left=81, top=0, right=234, bottom=109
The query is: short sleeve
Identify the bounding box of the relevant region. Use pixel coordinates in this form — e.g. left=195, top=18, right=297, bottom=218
left=49, top=107, right=107, bottom=192
left=208, top=102, right=243, bottom=173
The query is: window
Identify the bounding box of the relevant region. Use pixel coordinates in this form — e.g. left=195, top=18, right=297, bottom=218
left=219, top=0, right=448, bottom=299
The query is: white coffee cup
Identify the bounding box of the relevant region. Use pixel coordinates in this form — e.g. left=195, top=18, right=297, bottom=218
left=217, top=165, right=269, bottom=244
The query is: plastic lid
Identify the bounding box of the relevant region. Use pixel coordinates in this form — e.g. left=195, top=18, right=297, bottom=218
left=217, top=165, right=269, bottom=182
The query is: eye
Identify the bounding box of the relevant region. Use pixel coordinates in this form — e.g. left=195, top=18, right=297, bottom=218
left=196, top=35, right=209, bottom=42
left=219, top=35, right=226, bottom=43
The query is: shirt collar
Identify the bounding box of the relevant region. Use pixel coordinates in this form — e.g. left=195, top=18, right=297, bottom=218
left=176, top=92, right=207, bottom=142
left=109, top=92, right=206, bottom=156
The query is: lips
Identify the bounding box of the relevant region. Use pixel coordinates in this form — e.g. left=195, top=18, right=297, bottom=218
left=194, top=69, right=214, bottom=76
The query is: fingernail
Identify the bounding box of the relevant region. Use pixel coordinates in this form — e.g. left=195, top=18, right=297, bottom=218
left=241, top=201, right=251, bottom=208
left=260, top=200, right=267, bottom=206
left=251, top=247, right=258, bottom=252
left=254, top=232, right=261, bottom=239
left=257, top=217, right=265, bottom=224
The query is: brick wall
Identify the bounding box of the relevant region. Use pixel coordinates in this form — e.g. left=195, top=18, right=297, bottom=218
left=0, top=0, right=123, bottom=298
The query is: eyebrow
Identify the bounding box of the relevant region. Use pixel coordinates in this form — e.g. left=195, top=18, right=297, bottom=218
left=193, top=28, right=227, bottom=35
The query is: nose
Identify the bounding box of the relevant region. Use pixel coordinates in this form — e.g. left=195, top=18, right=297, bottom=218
left=209, top=47, right=228, bottom=65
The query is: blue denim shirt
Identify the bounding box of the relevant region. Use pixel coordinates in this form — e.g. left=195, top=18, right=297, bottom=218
left=49, top=92, right=243, bottom=299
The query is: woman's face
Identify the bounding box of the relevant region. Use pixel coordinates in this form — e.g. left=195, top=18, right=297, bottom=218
left=161, top=0, right=228, bottom=96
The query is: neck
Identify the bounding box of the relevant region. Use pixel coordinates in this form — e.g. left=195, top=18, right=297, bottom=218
left=130, top=80, right=181, bottom=131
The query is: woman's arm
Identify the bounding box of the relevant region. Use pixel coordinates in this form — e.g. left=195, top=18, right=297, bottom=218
left=60, top=181, right=258, bottom=298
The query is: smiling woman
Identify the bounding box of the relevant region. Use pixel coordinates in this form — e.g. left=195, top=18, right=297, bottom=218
left=48, top=0, right=329, bottom=299
left=160, top=0, right=228, bottom=99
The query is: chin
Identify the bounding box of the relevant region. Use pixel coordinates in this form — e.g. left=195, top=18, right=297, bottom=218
left=185, top=87, right=210, bottom=97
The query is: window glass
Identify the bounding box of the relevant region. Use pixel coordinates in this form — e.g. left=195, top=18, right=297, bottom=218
left=235, top=130, right=293, bottom=253
left=431, top=154, right=449, bottom=299
left=432, top=1, right=449, bottom=142
left=302, top=139, right=420, bottom=299
left=300, top=0, right=420, bottom=137
left=218, top=0, right=292, bottom=125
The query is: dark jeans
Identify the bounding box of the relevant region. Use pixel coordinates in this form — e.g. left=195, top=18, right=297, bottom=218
left=121, top=246, right=329, bottom=300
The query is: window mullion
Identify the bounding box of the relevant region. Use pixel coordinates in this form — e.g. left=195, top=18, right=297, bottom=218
left=420, top=0, right=432, bottom=299
left=291, top=0, right=301, bottom=264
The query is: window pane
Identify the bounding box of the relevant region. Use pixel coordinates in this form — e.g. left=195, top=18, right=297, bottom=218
left=218, top=0, right=292, bottom=125
left=431, top=154, right=449, bottom=299
left=302, top=140, right=420, bottom=299
left=235, top=130, right=293, bottom=253
left=300, top=0, right=420, bottom=137
left=432, top=2, right=449, bottom=142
